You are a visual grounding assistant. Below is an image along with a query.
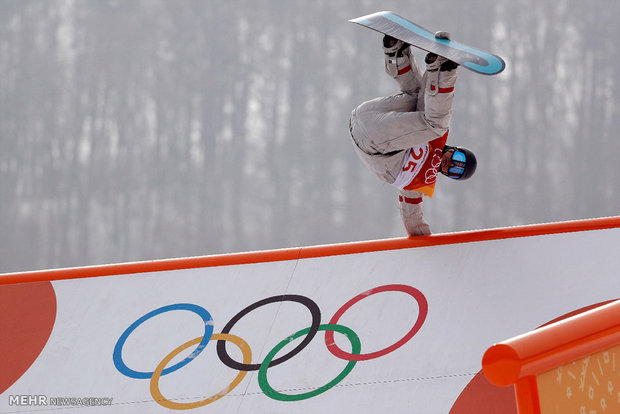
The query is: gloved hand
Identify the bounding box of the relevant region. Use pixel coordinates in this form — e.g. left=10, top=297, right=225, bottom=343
left=399, top=195, right=431, bottom=237
left=406, top=220, right=431, bottom=236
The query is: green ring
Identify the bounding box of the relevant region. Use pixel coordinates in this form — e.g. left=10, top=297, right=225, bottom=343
left=258, top=324, right=360, bottom=401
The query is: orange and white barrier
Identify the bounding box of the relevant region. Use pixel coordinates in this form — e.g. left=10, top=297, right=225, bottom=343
left=483, top=299, right=620, bottom=414
left=1, top=217, right=619, bottom=413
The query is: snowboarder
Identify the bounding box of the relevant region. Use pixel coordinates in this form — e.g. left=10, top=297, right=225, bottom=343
left=349, top=33, right=477, bottom=236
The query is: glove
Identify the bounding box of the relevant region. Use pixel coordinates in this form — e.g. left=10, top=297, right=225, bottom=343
left=399, top=194, right=431, bottom=237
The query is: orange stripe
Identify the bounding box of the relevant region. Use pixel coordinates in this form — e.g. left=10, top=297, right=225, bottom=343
left=398, top=195, right=422, bottom=204
left=430, top=85, right=455, bottom=93
left=398, top=65, right=412, bottom=75
left=1, top=216, right=619, bottom=285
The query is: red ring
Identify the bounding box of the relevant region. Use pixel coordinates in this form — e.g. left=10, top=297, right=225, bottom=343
left=325, top=284, right=428, bottom=361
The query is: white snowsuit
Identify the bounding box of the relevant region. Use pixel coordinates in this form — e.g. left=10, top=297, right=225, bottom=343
left=349, top=48, right=458, bottom=236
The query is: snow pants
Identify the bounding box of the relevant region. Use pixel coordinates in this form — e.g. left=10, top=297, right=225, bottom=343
left=349, top=63, right=457, bottom=184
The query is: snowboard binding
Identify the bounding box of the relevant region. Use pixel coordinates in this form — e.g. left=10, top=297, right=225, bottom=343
left=383, top=35, right=410, bottom=57
left=425, top=32, right=458, bottom=72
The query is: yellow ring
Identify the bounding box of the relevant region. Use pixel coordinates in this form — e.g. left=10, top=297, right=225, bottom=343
left=150, top=333, right=251, bottom=410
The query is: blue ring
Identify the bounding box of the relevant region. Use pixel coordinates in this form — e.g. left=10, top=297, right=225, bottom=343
left=113, top=303, right=214, bottom=379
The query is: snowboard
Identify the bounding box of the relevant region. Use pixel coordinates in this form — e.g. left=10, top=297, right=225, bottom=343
left=350, top=11, right=506, bottom=76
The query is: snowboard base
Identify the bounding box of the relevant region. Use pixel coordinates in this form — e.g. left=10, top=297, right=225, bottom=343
left=350, top=11, right=506, bottom=76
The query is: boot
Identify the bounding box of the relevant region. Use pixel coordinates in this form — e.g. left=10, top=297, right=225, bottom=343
left=425, top=53, right=459, bottom=72
left=383, top=35, right=410, bottom=57
left=424, top=32, right=458, bottom=72
left=383, top=35, right=414, bottom=78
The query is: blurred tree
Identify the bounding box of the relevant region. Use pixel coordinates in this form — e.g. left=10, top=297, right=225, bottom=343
left=0, top=0, right=618, bottom=272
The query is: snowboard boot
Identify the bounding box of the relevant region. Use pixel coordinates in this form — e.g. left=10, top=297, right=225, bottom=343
left=425, top=53, right=459, bottom=72
left=425, top=31, right=458, bottom=72
left=383, top=35, right=410, bottom=57
left=383, top=35, right=414, bottom=78
left=425, top=31, right=458, bottom=95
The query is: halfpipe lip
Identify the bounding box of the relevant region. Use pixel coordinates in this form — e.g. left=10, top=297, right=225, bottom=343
left=2, top=216, right=619, bottom=285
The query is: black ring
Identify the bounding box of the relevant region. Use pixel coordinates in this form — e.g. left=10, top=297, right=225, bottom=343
left=216, top=294, right=321, bottom=371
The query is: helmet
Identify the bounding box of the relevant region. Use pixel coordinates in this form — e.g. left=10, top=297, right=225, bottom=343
left=441, top=146, right=477, bottom=180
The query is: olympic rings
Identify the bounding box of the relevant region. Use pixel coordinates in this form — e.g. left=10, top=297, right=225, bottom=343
left=258, top=324, right=360, bottom=401
left=150, top=333, right=251, bottom=409
left=217, top=294, right=321, bottom=371
left=113, top=303, right=214, bottom=379
left=325, top=284, right=428, bottom=361
left=113, top=284, right=428, bottom=408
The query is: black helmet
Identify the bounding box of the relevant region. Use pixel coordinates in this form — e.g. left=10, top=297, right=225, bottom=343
left=441, top=146, right=477, bottom=180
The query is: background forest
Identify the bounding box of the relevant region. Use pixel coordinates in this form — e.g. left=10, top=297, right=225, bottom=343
left=1, top=0, right=619, bottom=272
